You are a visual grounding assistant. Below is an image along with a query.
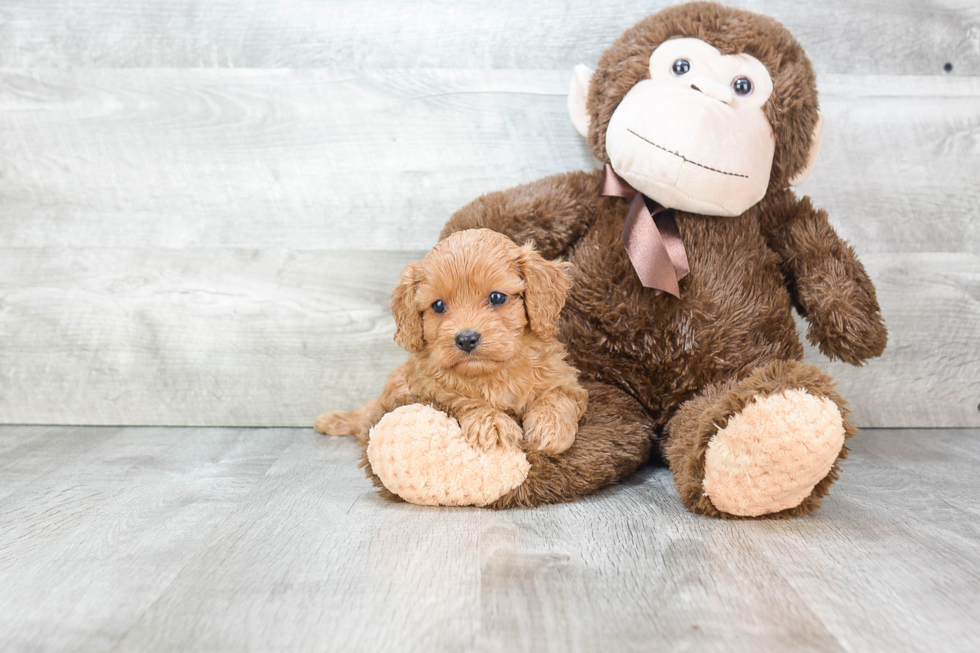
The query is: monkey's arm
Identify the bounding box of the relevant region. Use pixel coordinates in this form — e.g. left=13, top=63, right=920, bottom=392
left=761, top=190, right=887, bottom=365
left=440, top=170, right=601, bottom=259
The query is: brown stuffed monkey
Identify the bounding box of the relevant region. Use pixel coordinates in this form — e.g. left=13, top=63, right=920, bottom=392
left=346, top=1, right=887, bottom=518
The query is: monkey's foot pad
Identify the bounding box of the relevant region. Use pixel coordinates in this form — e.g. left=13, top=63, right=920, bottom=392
left=702, top=389, right=846, bottom=517
left=367, top=404, right=530, bottom=507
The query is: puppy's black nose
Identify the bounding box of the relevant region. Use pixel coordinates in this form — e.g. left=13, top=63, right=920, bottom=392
left=455, top=330, right=481, bottom=353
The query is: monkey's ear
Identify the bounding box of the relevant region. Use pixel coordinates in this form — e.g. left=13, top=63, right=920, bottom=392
left=568, top=64, right=594, bottom=138
left=517, top=244, right=572, bottom=337
left=789, top=114, right=824, bottom=187
left=390, top=262, right=425, bottom=353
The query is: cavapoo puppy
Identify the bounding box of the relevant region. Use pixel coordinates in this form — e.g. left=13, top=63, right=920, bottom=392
left=315, top=228, right=588, bottom=454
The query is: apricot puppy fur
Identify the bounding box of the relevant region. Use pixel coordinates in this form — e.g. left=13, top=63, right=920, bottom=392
left=315, top=228, right=588, bottom=454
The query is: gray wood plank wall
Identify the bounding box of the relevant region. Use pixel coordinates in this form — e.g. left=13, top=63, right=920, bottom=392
left=1, top=1, right=978, bottom=427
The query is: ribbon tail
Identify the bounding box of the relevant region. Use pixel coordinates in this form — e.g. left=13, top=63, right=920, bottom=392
left=653, top=211, right=690, bottom=282
left=622, top=195, right=682, bottom=297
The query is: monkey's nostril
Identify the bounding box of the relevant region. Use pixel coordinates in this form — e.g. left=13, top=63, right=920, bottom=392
left=454, top=331, right=481, bottom=353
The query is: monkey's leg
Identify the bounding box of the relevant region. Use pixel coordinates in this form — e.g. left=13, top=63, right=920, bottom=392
left=664, top=359, right=855, bottom=519
left=489, top=382, right=654, bottom=508
left=359, top=381, right=654, bottom=508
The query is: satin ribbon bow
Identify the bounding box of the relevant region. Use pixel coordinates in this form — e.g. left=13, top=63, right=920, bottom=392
left=600, top=163, right=690, bottom=297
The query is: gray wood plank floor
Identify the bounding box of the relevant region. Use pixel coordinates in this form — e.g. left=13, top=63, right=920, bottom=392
left=1, top=427, right=977, bottom=653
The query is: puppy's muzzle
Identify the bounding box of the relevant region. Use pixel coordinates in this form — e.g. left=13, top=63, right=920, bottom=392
left=455, top=330, right=481, bottom=353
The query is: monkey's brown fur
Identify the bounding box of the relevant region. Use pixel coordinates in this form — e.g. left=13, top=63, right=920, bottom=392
left=316, top=229, right=588, bottom=461
left=352, top=2, right=885, bottom=517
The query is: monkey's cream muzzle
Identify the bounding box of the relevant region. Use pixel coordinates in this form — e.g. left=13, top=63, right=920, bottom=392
left=606, top=79, right=775, bottom=217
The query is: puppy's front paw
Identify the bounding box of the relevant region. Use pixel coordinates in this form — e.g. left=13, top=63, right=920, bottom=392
left=314, top=410, right=359, bottom=436
left=460, top=411, right=523, bottom=451
left=523, top=407, right=577, bottom=454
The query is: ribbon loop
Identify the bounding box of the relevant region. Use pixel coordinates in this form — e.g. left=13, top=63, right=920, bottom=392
left=600, top=164, right=690, bottom=297
left=600, top=163, right=637, bottom=200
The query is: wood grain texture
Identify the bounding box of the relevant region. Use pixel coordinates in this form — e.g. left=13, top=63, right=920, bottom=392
left=0, top=0, right=977, bottom=75
left=795, top=75, right=980, bottom=255
left=0, top=248, right=416, bottom=426
left=1, top=426, right=978, bottom=652
left=1, top=4, right=978, bottom=427
left=801, top=253, right=980, bottom=429
left=0, top=426, right=300, bottom=652
left=1, top=249, right=976, bottom=427
left=1, top=71, right=977, bottom=253
left=0, top=69, right=588, bottom=252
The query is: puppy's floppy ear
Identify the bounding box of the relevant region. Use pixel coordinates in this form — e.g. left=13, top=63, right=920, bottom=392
left=517, top=244, right=572, bottom=337
left=390, top=262, right=425, bottom=353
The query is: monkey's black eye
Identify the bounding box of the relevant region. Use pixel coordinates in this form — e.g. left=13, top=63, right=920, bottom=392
left=672, top=59, right=691, bottom=76
left=431, top=300, right=446, bottom=314
left=732, top=77, right=753, bottom=96
left=489, top=292, right=507, bottom=306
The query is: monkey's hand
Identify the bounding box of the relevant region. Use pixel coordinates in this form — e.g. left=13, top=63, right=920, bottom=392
left=796, top=261, right=888, bottom=365
left=761, top=192, right=887, bottom=366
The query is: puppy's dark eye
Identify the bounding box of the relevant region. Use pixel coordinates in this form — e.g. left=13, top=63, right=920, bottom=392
left=488, top=292, right=507, bottom=306
left=732, top=77, right=753, bottom=96
left=431, top=300, right=446, bottom=314
left=672, top=59, right=691, bottom=76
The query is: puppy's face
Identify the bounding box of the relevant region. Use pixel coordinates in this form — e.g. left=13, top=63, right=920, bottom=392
left=391, top=229, right=571, bottom=377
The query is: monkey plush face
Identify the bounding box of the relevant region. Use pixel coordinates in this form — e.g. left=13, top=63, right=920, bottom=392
left=568, top=3, right=824, bottom=217
left=605, top=38, right=775, bottom=216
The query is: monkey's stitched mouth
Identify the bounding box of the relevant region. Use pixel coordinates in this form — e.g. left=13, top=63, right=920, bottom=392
left=627, top=128, right=749, bottom=179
